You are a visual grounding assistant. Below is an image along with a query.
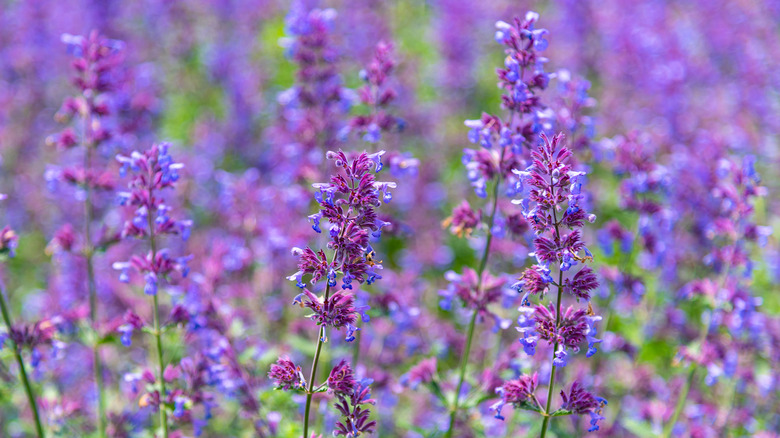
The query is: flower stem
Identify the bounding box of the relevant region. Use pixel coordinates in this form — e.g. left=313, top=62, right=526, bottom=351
left=84, top=111, right=107, bottom=438
left=445, top=148, right=504, bottom=438
left=445, top=308, right=478, bottom=438
left=303, top=283, right=331, bottom=438
left=152, top=293, right=168, bottom=438
left=0, top=282, right=45, bottom=438
left=539, top=281, right=563, bottom=438
left=540, top=205, right=565, bottom=438
left=147, top=198, right=168, bottom=438
left=662, top=364, right=695, bottom=438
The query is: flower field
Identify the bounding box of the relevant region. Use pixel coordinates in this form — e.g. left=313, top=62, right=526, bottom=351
left=0, top=1, right=778, bottom=437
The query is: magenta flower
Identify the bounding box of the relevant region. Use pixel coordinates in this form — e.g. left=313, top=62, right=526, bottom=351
left=268, top=358, right=306, bottom=391
left=327, top=360, right=356, bottom=395
left=491, top=372, right=540, bottom=420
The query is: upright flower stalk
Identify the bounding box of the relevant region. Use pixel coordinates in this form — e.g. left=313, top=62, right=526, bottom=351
left=442, top=11, right=555, bottom=436
left=113, top=143, right=192, bottom=438
left=0, top=225, right=44, bottom=438
left=663, top=155, right=770, bottom=437
left=496, top=132, right=606, bottom=435
left=271, top=150, right=392, bottom=437
left=49, top=31, right=125, bottom=438
left=277, top=5, right=352, bottom=180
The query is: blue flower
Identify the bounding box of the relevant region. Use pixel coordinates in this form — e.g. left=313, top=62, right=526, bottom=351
left=363, top=123, right=381, bottom=143
left=553, top=345, right=568, bottom=367
left=118, top=324, right=134, bottom=347
left=144, top=272, right=158, bottom=295
left=308, top=212, right=323, bottom=233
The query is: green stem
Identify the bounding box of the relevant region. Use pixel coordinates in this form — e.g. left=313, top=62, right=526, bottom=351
left=147, top=197, right=168, bottom=438
left=444, top=148, right=505, bottom=438
left=445, top=309, right=479, bottom=437
left=152, top=294, right=168, bottom=438
left=303, top=326, right=326, bottom=438
left=84, top=111, right=107, bottom=438
left=303, top=283, right=332, bottom=438
left=662, top=365, right=695, bottom=438
left=540, top=202, right=565, bottom=438
left=0, top=283, right=45, bottom=438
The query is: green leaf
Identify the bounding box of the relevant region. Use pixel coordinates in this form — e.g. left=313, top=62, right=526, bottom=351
left=550, top=408, right=572, bottom=417
left=98, top=333, right=118, bottom=345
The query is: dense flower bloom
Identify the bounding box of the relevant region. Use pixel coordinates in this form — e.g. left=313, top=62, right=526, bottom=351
left=268, top=357, right=306, bottom=391
left=276, top=4, right=352, bottom=178
left=442, top=201, right=481, bottom=238
left=327, top=359, right=356, bottom=395
left=287, top=150, right=392, bottom=339
left=47, top=31, right=125, bottom=195
left=534, top=304, right=588, bottom=351
left=512, top=132, right=599, bottom=303
left=112, top=143, right=192, bottom=293
left=346, top=40, right=404, bottom=142
left=560, top=382, right=607, bottom=432
left=401, top=357, right=437, bottom=389
left=294, top=288, right=368, bottom=343
left=333, top=378, right=377, bottom=437
left=491, top=372, right=539, bottom=420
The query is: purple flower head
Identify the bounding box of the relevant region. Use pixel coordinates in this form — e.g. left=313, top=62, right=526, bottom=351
left=563, top=265, right=599, bottom=300
left=297, top=289, right=368, bottom=342
left=289, top=150, right=393, bottom=294
left=327, top=359, right=356, bottom=395
left=277, top=4, right=350, bottom=176
left=401, top=357, right=437, bottom=389
left=442, top=201, right=482, bottom=238
left=491, top=372, right=539, bottom=420
left=333, top=378, right=377, bottom=437
left=349, top=40, right=404, bottom=142
left=533, top=304, right=588, bottom=351
left=113, top=144, right=192, bottom=291
left=268, top=357, right=306, bottom=391
left=117, top=310, right=145, bottom=347
left=439, top=269, right=509, bottom=331
left=560, top=382, right=607, bottom=432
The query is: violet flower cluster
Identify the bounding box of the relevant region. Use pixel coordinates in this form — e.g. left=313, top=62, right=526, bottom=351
left=272, top=149, right=392, bottom=436
left=344, top=40, right=404, bottom=143
left=113, top=143, right=192, bottom=296
left=112, top=142, right=193, bottom=437
left=493, top=132, right=606, bottom=433
left=277, top=5, right=352, bottom=179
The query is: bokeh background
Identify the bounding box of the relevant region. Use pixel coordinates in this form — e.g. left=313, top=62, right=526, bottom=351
left=0, top=0, right=779, bottom=437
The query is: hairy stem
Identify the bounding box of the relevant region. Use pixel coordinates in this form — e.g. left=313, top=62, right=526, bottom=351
left=0, top=282, right=45, bottom=438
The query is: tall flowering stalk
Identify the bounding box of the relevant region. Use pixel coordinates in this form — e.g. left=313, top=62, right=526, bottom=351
left=277, top=4, right=352, bottom=180
left=662, top=155, right=770, bottom=437
left=272, top=150, right=392, bottom=436
left=48, top=31, right=125, bottom=438
left=442, top=12, right=555, bottom=437
left=113, top=143, right=192, bottom=438
left=344, top=40, right=404, bottom=144
left=497, top=133, right=606, bottom=435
